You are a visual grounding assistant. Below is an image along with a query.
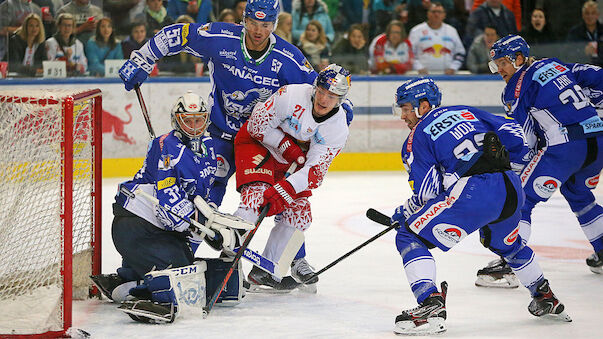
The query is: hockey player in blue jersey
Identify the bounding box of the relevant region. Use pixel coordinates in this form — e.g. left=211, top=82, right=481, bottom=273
left=118, top=0, right=320, bottom=207
left=389, top=78, right=570, bottom=335
left=91, top=92, right=251, bottom=323
left=475, top=35, right=603, bottom=288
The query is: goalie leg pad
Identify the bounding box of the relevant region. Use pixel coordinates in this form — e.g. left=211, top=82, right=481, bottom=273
left=204, top=258, right=245, bottom=306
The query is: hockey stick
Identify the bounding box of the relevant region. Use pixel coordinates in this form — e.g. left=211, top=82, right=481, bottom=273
left=204, top=162, right=299, bottom=316
left=120, top=186, right=281, bottom=276
left=203, top=204, right=269, bottom=317
left=134, top=84, right=155, bottom=139
left=302, top=208, right=398, bottom=283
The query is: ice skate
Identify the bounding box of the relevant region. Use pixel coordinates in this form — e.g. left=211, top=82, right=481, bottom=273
left=528, top=280, right=572, bottom=322
left=586, top=249, right=603, bottom=274
left=394, top=281, right=448, bottom=336
left=90, top=273, right=125, bottom=301
left=475, top=257, right=519, bottom=288
left=291, top=257, right=318, bottom=293
left=247, top=266, right=300, bottom=294
left=119, top=299, right=176, bottom=324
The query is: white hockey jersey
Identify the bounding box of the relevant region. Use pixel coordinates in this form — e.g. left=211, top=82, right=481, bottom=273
left=247, top=83, right=349, bottom=194
left=408, top=22, right=466, bottom=72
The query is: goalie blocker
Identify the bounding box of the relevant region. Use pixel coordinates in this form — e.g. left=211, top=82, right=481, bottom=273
left=119, top=257, right=245, bottom=324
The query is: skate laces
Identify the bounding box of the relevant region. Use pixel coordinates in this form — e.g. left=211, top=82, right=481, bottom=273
left=292, top=258, right=315, bottom=276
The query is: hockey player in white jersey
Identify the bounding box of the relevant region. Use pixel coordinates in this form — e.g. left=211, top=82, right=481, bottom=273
left=118, top=0, right=323, bottom=208
left=390, top=78, right=570, bottom=335
left=232, top=64, right=351, bottom=292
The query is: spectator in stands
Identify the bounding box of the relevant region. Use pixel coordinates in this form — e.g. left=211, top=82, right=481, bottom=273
left=339, top=0, right=365, bottom=32
left=0, top=0, right=43, bottom=61
left=292, top=0, right=335, bottom=43
left=567, top=1, right=602, bottom=66
left=371, top=0, right=403, bottom=38
left=158, top=14, right=204, bottom=74
left=332, top=23, right=368, bottom=74
left=297, top=20, right=330, bottom=70
left=368, top=20, right=412, bottom=74
left=404, top=0, right=454, bottom=32
left=466, top=25, right=498, bottom=74
left=32, top=0, right=56, bottom=39
left=45, top=13, right=87, bottom=76
left=3, top=13, right=47, bottom=76
left=121, top=22, right=148, bottom=59
left=275, top=12, right=293, bottom=43
left=409, top=2, right=465, bottom=74
left=521, top=0, right=586, bottom=42
left=218, top=8, right=236, bottom=23
left=56, top=0, right=103, bottom=44
left=520, top=8, right=556, bottom=45
left=134, top=0, right=175, bottom=38
left=103, top=1, right=143, bottom=37
left=464, top=0, right=517, bottom=48
left=85, top=17, right=123, bottom=77
left=233, top=0, right=246, bottom=24
left=471, top=0, right=521, bottom=31
left=167, top=0, right=213, bottom=25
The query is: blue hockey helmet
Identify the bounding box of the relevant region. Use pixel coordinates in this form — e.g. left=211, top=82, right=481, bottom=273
left=244, top=0, right=280, bottom=23
left=488, top=34, right=530, bottom=73
left=393, top=77, right=442, bottom=117
left=313, top=64, right=352, bottom=106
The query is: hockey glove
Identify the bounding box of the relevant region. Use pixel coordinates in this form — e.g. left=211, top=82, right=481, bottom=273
left=261, top=180, right=296, bottom=216
left=391, top=205, right=406, bottom=229
left=278, top=135, right=305, bottom=166
left=119, top=51, right=154, bottom=91
left=341, top=98, right=354, bottom=126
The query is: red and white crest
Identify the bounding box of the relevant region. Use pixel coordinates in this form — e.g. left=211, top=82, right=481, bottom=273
left=255, top=11, right=266, bottom=19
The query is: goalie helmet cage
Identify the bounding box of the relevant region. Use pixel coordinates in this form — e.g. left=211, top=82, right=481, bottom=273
left=0, top=89, right=102, bottom=338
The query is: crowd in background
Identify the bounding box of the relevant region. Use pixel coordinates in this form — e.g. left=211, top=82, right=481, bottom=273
left=1, top=0, right=602, bottom=77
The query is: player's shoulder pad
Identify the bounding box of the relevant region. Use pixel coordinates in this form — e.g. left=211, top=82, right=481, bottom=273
left=272, top=37, right=314, bottom=74
left=528, top=58, right=571, bottom=87
left=195, top=21, right=243, bottom=38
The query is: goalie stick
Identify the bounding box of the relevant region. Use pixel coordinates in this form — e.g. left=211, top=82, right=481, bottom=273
left=119, top=186, right=282, bottom=277
left=301, top=208, right=398, bottom=283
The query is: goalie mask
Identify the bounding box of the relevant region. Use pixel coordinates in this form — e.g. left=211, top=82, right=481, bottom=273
left=488, top=34, right=530, bottom=73
left=171, top=91, right=209, bottom=140
left=312, top=64, right=351, bottom=107
left=393, top=77, right=442, bottom=118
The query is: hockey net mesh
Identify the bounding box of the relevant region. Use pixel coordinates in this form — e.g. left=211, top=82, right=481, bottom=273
left=0, top=89, right=99, bottom=335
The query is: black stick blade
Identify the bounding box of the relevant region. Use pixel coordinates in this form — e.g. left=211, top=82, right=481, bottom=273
left=366, top=208, right=391, bottom=226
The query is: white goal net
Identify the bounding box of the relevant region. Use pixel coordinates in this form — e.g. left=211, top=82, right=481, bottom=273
left=0, top=89, right=102, bottom=337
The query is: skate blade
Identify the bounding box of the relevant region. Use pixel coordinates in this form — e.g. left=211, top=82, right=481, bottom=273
left=246, top=284, right=295, bottom=294
left=588, top=265, right=603, bottom=274
left=540, top=311, right=572, bottom=322
left=119, top=305, right=173, bottom=324
left=394, top=317, right=447, bottom=336
left=297, top=283, right=317, bottom=294
left=475, top=274, right=519, bottom=288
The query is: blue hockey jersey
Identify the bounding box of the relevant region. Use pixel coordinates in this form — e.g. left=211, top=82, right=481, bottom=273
left=116, top=132, right=217, bottom=231
left=138, top=22, right=317, bottom=137
left=501, top=58, right=603, bottom=149
left=568, top=63, right=603, bottom=110
left=402, top=105, right=529, bottom=213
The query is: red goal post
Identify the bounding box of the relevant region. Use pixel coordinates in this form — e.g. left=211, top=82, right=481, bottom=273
left=0, top=89, right=102, bottom=338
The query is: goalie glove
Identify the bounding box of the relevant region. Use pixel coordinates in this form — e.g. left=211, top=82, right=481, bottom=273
left=278, top=134, right=305, bottom=166
left=154, top=199, right=195, bottom=232
left=204, top=227, right=242, bottom=256
left=261, top=180, right=296, bottom=216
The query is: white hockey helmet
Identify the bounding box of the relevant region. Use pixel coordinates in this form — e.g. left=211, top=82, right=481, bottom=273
left=313, top=64, right=351, bottom=106
left=171, top=91, right=209, bottom=139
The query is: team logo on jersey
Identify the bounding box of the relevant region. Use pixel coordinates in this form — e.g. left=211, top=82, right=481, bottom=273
left=423, top=110, right=476, bottom=140
left=252, top=154, right=264, bottom=166
left=585, top=174, right=600, bottom=189
left=254, top=11, right=266, bottom=19
left=215, top=154, right=230, bottom=178
left=222, top=87, right=273, bottom=118
left=219, top=49, right=238, bottom=60
left=303, top=59, right=314, bottom=72
left=533, top=176, right=560, bottom=198
left=504, top=226, right=520, bottom=245
left=432, top=224, right=466, bottom=249
left=162, top=155, right=171, bottom=169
